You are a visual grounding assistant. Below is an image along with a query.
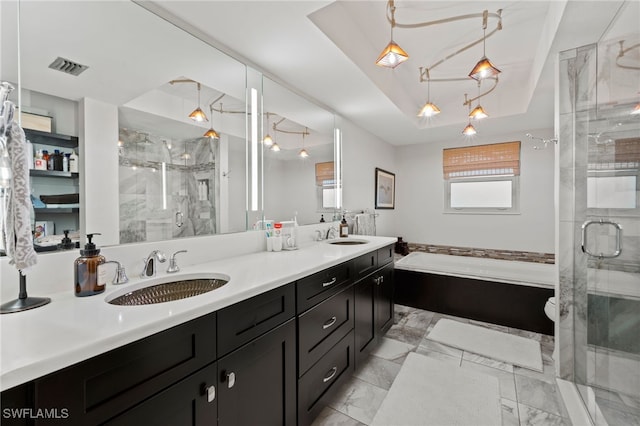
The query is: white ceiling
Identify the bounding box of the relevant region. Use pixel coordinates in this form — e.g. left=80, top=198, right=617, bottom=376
left=151, top=0, right=637, bottom=145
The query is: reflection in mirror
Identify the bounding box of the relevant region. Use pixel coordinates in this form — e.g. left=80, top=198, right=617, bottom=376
left=262, top=77, right=338, bottom=226
left=1, top=0, right=248, bottom=247
left=118, top=81, right=247, bottom=243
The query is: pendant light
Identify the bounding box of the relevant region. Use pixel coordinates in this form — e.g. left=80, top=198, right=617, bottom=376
left=375, top=0, right=409, bottom=68
left=468, top=83, right=488, bottom=120
left=462, top=100, right=477, bottom=136
left=417, top=70, right=441, bottom=117
left=203, top=104, right=220, bottom=139
left=271, top=142, right=281, bottom=152
left=631, top=102, right=640, bottom=115
left=263, top=114, right=274, bottom=146
left=189, top=83, right=208, bottom=122
left=469, top=11, right=501, bottom=81
left=298, top=128, right=310, bottom=158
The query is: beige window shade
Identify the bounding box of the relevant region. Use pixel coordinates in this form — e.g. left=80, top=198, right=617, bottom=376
left=615, top=138, right=640, bottom=164
left=443, top=141, right=521, bottom=179
left=315, top=161, right=334, bottom=186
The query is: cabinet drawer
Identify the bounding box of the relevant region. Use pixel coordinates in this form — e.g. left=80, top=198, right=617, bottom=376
left=298, top=331, right=354, bottom=426
left=34, top=312, right=216, bottom=425
left=377, top=244, right=394, bottom=266
left=218, top=283, right=295, bottom=357
left=354, top=251, right=378, bottom=280
left=298, top=286, right=354, bottom=375
left=297, top=261, right=352, bottom=313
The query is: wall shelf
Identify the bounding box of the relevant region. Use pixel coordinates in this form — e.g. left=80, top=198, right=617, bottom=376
left=24, top=128, right=78, bottom=149
left=30, top=170, right=79, bottom=179
left=34, top=207, right=79, bottom=214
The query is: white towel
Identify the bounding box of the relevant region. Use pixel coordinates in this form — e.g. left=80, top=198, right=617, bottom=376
left=5, top=121, right=38, bottom=271
left=354, top=213, right=376, bottom=236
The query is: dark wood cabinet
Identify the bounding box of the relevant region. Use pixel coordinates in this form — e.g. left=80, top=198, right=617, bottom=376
left=218, top=319, right=297, bottom=426
left=1, top=245, right=395, bottom=426
left=354, top=246, right=395, bottom=369
left=105, top=362, right=218, bottom=426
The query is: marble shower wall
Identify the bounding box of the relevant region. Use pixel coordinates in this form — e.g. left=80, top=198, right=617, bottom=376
left=118, top=130, right=219, bottom=244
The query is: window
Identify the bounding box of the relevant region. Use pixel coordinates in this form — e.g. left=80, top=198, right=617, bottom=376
left=315, top=161, right=337, bottom=210
left=443, top=141, right=521, bottom=214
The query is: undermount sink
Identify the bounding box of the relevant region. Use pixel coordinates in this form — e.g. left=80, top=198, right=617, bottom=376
left=106, top=275, right=229, bottom=306
left=327, top=238, right=369, bottom=246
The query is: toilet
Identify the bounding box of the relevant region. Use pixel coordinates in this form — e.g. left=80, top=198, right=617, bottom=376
left=544, top=297, right=556, bottom=359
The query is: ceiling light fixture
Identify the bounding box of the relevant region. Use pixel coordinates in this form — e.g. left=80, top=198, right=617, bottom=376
left=469, top=11, right=501, bottom=81
left=462, top=100, right=477, bottom=136
left=631, top=102, right=640, bottom=115
left=203, top=103, right=220, bottom=139
left=170, top=79, right=209, bottom=122
left=417, top=69, right=441, bottom=117
left=264, top=113, right=274, bottom=146
left=299, top=128, right=310, bottom=158
left=375, top=0, right=409, bottom=68
left=467, top=84, right=489, bottom=120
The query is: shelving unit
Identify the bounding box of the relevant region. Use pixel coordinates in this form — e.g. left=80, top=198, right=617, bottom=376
left=25, top=128, right=80, bottom=237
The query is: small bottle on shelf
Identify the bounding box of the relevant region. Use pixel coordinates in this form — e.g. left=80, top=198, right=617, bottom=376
left=42, top=150, right=50, bottom=170
left=34, top=149, right=46, bottom=170
left=69, top=150, right=78, bottom=173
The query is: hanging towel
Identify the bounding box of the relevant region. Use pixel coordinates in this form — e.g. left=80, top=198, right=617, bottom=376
left=354, top=213, right=376, bottom=236
left=6, top=122, right=38, bottom=271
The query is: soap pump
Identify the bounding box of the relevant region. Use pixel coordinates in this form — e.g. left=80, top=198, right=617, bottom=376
left=74, top=233, right=107, bottom=297
left=58, top=230, right=75, bottom=250
left=340, top=215, right=349, bottom=237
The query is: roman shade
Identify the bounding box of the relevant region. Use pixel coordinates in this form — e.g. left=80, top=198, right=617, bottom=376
left=443, top=141, right=521, bottom=179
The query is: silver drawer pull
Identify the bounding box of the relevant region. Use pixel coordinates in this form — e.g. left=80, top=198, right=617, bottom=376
left=323, top=316, right=337, bottom=330
left=206, top=385, right=216, bottom=403
left=322, top=277, right=337, bottom=287
left=323, top=366, right=338, bottom=383
left=227, top=372, right=236, bottom=389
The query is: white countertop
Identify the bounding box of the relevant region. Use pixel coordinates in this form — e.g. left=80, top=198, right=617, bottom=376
left=0, top=236, right=395, bottom=391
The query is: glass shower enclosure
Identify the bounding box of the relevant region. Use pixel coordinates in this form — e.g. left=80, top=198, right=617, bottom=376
left=558, top=2, right=640, bottom=425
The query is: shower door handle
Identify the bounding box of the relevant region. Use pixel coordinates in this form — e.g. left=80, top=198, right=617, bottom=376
left=581, top=219, right=623, bottom=259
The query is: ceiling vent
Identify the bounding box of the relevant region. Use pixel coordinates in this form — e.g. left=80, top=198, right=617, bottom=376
left=48, top=57, right=89, bottom=76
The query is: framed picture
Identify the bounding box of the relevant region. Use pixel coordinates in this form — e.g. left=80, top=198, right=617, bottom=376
left=375, top=168, right=395, bottom=209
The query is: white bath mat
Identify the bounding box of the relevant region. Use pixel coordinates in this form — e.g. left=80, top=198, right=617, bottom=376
left=427, top=318, right=543, bottom=372
left=372, top=352, right=501, bottom=426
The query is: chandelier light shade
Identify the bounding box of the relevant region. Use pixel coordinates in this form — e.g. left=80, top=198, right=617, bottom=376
left=469, top=104, right=488, bottom=119
left=462, top=122, right=477, bottom=136
left=189, top=82, right=208, bottom=122
left=203, top=128, right=220, bottom=139
left=376, top=41, right=409, bottom=68
left=631, top=102, right=640, bottom=115
left=376, top=0, right=409, bottom=68
left=418, top=102, right=441, bottom=117
left=271, top=142, right=281, bottom=152
left=469, top=56, right=501, bottom=81
left=298, top=148, right=310, bottom=158
left=263, top=134, right=274, bottom=146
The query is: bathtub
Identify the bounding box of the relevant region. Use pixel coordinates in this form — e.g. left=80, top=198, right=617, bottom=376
left=394, top=252, right=556, bottom=334
left=395, top=252, right=556, bottom=288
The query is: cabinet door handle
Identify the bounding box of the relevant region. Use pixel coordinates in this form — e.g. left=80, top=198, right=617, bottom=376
left=227, top=372, right=236, bottom=389
left=374, top=276, right=381, bottom=285
left=322, top=277, right=337, bottom=287
left=323, top=316, right=337, bottom=330
left=323, top=366, right=338, bottom=383
left=205, top=385, right=216, bottom=402
left=380, top=275, right=384, bottom=283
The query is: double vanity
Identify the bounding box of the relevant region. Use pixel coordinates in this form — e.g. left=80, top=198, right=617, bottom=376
left=1, top=236, right=395, bottom=425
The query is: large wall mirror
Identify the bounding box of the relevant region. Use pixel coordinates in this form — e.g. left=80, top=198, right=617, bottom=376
left=1, top=0, right=341, bottom=252
left=262, top=77, right=340, bottom=226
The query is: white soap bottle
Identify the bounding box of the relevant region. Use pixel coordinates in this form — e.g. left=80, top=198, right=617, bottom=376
left=69, top=150, right=79, bottom=173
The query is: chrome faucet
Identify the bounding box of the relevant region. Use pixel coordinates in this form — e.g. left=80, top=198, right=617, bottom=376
left=104, top=260, right=129, bottom=284
left=141, top=250, right=166, bottom=278
left=167, top=250, right=188, bottom=273
left=326, top=226, right=339, bottom=240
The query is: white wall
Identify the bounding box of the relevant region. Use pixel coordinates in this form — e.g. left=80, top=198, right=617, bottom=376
left=394, top=127, right=555, bottom=253
left=341, top=119, right=397, bottom=237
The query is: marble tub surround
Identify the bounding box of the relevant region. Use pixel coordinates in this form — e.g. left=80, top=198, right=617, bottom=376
left=403, top=243, right=555, bottom=264
left=0, top=235, right=396, bottom=391
left=315, top=305, right=573, bottom=426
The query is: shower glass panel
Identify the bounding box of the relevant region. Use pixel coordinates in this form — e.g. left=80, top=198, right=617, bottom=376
left=563, top=4, right=640, bottom=423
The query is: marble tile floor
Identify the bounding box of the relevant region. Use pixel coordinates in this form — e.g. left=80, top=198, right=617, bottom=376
left=312, top=305, right=571, bottom=426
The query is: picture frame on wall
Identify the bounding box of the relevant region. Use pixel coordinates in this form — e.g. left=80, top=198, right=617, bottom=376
left=375, top=167, right=395, bottom=209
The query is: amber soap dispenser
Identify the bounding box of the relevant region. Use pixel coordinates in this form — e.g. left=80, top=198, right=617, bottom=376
left=74, top=233, right=107, bottom=297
